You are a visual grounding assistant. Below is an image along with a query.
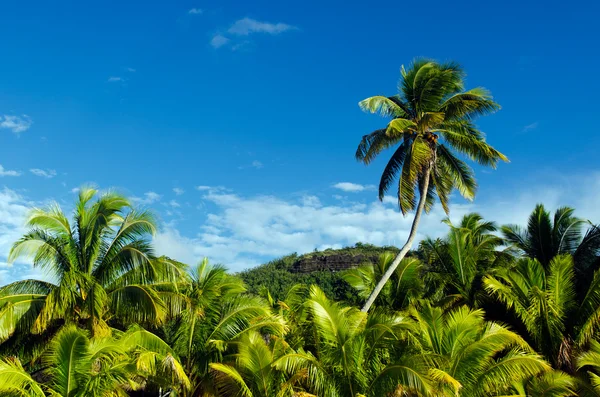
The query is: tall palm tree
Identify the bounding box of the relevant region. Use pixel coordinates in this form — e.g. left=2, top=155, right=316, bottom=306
left=357, top=59, right=508, bottom=312
left=0, top=324, right=189, bottom=396
left=0, top=187, right=186, bottom=344
left=484, top=254, right=600, bottom=372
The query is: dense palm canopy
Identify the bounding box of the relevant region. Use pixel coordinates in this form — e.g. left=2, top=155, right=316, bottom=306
left=408, top=304, right=555, bottom=396
left=2, top=189, right=600, bottom=396
left=286, top=286, right=428, bottom=397
left=420, top=213, right=511, bottom=307
left=484, top=254, right=600, bottom=372
left=357, top=59, right=508, bottom=312
left=0, top=325, right=189, bottom=396
left=166, top=259, right=285, bottom=396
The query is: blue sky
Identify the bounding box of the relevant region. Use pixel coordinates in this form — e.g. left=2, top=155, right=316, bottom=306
left=1, top=0, right=599, bottom=282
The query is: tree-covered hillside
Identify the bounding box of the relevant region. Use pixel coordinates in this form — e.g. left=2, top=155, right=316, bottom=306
left=238, top=243, right=399, bottom=303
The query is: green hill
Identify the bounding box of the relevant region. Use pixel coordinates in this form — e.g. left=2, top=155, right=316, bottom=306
left=237, top=243, right=398, bottom=303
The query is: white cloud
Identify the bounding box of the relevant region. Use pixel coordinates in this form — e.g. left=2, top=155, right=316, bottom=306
left=168, top=200, right=181, bottom=208
left=332, top=182, right=375, bottom=192
left=0, top=115, right=32, bottom=134
left=210, top=34, right=230, bottom=49
left=228, top=17, right=296, bottom=36
left=0, top=165, right=21, bottom=177
left=196, top=185, right=226, bottom=192
left=30, top=168, right=57, bottom=178
left=251, top=160, right=263, bottom=169
left=522, top=122, right=539, bottom=132
left=173, top=188, right=185, bottom=196
left=71, top=188, right=80, bottom=194
left=132, top=191, right=162, bottom=205
left=0, top=188, right=48, bottom=284
left=107, top=76, right=123, bottom=82
left=154, top=190, right=470, bottom=271
left=188, top=8, right=202, bottom=14
left=126, top=67, right=136, bottom=72
left=153, top=171, right=600, bottom=272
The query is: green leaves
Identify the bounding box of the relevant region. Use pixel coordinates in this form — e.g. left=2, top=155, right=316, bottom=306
left=409, top=304, right=550, bottom=396
left=1, top=188, right=182, bottom=342
left=44, top=326, right=89, bottom=397
left=358, top=58, right=506, bottom=216
left=0, top=358, right=46, bottom=397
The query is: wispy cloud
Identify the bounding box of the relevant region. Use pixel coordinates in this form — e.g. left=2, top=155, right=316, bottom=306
left=107, top=76, right=123, bottom=82
left=210, top=18, right=297, bottom=50
left=135, top=191, right=161, bottom=204
left=188, top=8, right=203, bottom=15
left=30, top=168, right=57, bottom=178
left=238, top=160, right=264, bottom=170
left=168, top=199, right=181, bottom=208
left=173, top=188, right=185, bottom=196
left=522, top=122, right=539, bottom=132
left=251, top=160, right=263, bottom=169
left=228, top=17, right=296, bottom=36
left=332, top=182, right=375, bottom=193
left=0, top=165, right=21, bottom=177
left=126, top=67, right=136, bottom=72
left=0, top=115, right=33, bottom=134
left=210, top=34, right=230, bottom=49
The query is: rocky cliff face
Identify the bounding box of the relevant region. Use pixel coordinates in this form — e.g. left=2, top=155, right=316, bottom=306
left=290, top=253, right=380, bottom=273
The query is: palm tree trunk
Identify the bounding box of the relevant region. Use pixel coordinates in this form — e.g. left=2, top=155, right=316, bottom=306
left=361, top=165, right=431, bottom=313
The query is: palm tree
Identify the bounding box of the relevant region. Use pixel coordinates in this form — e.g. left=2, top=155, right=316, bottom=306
left=275, top=285, right=429, bottom=397
left=408, top=304, right=557, bottom=396
left=502, top=204, right=600, bottom=301
left=357, top=59, right=508, bottom=312
left=502, top=204, right=587, bottom=268
left=0, top=324, right=189, bottom=396
left=484, top=254, right=600, bottom=373
left=420, top=213, right=511, bottom=307
left=211, top=332, right=313, bottom=397
left=342, top=252, right=423, bottom=310
left=167, top=259, right=285, bottom=396
left=0, top=187, right=186, bottom=347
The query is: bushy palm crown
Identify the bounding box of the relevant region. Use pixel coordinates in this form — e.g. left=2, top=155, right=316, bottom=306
left=357, top=59, right=507, bottom=214
left=420, top=213, right=510, bottom=306
left=502, top=204, right=600, bottom=291
left=0, top=325, right=189, bottom=397
left=407, top=304, right=561, bottom=397
left=484, top=254, right=600, bottom=373
left=0, top=188, right=185, bottom=343
left=502, top=205, right=586, bottom=267
left=167, top=259, right=285, bottom=396
left=282, top=286, right=424, bottom=397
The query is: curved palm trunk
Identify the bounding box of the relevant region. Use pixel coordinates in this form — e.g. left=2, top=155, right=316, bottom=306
left=361, top=165, right=431, bottom=313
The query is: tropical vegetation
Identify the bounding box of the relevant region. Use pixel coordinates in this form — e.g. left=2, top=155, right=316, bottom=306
left=1, top=59, right=599, bottom=396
